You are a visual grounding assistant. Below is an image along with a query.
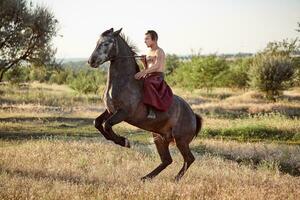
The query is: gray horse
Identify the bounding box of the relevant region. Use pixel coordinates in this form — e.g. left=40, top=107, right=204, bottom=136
left=88, top=28, right=203, bottom=181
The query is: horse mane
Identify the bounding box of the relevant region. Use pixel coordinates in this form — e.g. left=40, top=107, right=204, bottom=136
left=118, top=33, right=141, bottom=72
left=119, top=32, right=139, bottom=56
left=101, top=30, right=141, bottom=72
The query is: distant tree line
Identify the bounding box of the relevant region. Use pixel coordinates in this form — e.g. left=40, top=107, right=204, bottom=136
left=165, top=38, right=299, bottom=101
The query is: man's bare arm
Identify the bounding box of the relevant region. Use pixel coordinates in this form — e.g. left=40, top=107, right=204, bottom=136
left=141, top=55, right=148, bottom=69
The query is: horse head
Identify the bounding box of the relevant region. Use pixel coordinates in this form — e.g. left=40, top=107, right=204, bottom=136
left=88, top=27, right=122, bottom=68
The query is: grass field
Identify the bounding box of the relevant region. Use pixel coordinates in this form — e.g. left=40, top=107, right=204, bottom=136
left=0, top=82, right=299, bottom=199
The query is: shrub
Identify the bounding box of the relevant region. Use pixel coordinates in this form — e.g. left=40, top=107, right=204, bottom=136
left=68, top=69, right=106, bottom=94
left=167, top=55, right=229, bottom=91
left=248, top=54, right=295, bottom=101
left=3, top=66, right=31, bottom=84
left=165, top=54, right=181, bottom=76
left=223, top=58, right=252, bottom=89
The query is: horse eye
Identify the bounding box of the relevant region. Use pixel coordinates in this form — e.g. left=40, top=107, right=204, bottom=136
left=103, top=43, right=109, bottom=46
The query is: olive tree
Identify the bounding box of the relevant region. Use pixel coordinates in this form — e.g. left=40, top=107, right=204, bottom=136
left=248, top=39, right=298, bottom=101
left=0, top=0, right=58, bottom=81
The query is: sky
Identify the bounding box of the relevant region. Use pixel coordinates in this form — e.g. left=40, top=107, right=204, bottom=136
left=32, top=0, right=300, bottom=59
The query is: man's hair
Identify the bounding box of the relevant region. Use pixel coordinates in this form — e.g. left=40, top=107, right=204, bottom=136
left=145, top=30, right=158, bottom=41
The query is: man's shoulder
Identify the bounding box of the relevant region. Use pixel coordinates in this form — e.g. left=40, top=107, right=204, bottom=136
left=156, top=47, right=165, bottom=56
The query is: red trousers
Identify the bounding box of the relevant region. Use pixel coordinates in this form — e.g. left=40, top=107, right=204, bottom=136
left=142, top=72, right=173, bottom=112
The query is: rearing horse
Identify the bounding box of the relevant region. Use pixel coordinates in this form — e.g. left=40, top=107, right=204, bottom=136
left=88, top=28, right=203, bottom=181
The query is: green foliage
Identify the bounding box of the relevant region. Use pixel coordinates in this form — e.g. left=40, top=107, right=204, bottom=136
left=167, top=55, right=229, bottom=91
left=201, top=125, right=297, bottom=142
left=263, top=39, right=299, bottom=57
left=165, top=54, right=181, bottom=75
left=49, top=69, right=71, bottom=85
left=0, top=0, right=58, bottom=81
left=29, top=65, right=50, bottom=82
left=2, top=61, right=107, bottom=95
left=248, top=39, right=298, bottom=101
left=67, top=69, right=106, bottom=94
left=249, top=54, right=294, bottom=101
left=292, top=56, right=300, bottom=86
left=223, top=58, right=252, bottom=88
left=3, top=66, right=30, bottom=84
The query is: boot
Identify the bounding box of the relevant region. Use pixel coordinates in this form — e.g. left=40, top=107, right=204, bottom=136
left=147, top=106, right=156, bottom=119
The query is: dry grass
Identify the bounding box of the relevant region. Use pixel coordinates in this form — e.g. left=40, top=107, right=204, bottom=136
left=192, top=139, right=300, bottom=176
left=0, top=139, right=299, bottom=200
left=181, top=88, right=300, bottom=118
left=1, top=83, right=300, bottom=199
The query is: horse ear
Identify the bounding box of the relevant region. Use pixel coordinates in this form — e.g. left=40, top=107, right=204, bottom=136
left=101, top=28, right=114, bottom=36
left=113, top=28, right=122, bottom=36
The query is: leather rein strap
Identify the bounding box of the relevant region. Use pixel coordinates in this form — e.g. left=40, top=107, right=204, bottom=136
left=109, top=37, right=146, bottom=62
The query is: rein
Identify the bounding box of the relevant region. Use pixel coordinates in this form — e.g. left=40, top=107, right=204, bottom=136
left=109, top=37, right=146, bottom=62
left=112, top=55, right=145, bottom=60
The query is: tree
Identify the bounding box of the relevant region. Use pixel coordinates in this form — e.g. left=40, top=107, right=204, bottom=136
left=248, top=39, right=298, bottom=101
left=0, top=0, right=58, bottom=81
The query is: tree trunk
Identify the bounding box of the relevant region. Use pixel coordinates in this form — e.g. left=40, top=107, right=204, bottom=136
left=0, top=63, right=14, bottom=82
left=0, top=68, right=8, bottom=82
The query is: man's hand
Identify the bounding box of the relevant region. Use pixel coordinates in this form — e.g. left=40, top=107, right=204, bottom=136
left=134, top=70, right=147, bottom=80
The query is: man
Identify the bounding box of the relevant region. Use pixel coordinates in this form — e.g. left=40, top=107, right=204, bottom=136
left=134, top=30, right=173, bottom=119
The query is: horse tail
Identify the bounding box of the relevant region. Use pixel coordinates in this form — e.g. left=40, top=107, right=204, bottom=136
left=194, top=113, right=203, bottom=139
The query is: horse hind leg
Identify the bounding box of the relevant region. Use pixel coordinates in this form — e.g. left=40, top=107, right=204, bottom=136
left=173, top=133, right=195, bottom=181
left=141, top=133, right=173, bottom=181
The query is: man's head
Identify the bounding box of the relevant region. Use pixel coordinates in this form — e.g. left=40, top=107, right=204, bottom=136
left=144, top=30, right=158, bottom=47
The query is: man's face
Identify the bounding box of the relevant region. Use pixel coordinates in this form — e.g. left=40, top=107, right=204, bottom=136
left=144, top=34, right=155, bottom=47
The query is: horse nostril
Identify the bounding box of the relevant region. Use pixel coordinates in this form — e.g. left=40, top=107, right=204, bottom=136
left=88, top=58, right=94, bottom=65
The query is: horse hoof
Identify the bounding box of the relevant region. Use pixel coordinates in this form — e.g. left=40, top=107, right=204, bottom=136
left=124, top=138, right=130, bottom=148
left=140, top=176, right=150, bottom=182
left=174, top=175, right=182, bottom=182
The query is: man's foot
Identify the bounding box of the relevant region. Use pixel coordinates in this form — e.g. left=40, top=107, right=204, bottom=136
left=147, top=107, right=156, bottom=119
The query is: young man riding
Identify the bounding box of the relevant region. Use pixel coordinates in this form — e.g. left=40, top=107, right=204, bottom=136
left=134, top=30, right=173, bottom=119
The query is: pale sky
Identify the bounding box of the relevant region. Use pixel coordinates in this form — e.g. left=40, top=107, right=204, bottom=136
left=32, top=0, right=300, bottom=59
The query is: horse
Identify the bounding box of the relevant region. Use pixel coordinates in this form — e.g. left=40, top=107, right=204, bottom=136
left=88, top=27, right=203, bottom=181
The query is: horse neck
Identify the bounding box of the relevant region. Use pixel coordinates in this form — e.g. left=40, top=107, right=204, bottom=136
left=109, top=36, right=139, bottom=79
left=106, top=36, right=143, bottom=102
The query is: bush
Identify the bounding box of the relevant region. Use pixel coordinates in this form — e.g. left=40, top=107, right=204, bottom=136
left=29, top=66, right=50, bottom=82
left=165, top=54, right=181, bottom=76
left=167, top=55, right=229, bottom=91
left=248, top=54, right=295, bottom=101
left=48, top=70, right=70, bottom=85
left=67, top=69, right=106, bottom=94
left=3, top=66, right=31, bottom=84
left=223, top=58, right=252, bottom=88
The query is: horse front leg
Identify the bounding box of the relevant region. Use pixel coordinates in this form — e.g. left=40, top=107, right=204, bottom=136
left=102, top=108, right=130, bottom=148
left=94, top=109, right=114, bottom=137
